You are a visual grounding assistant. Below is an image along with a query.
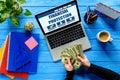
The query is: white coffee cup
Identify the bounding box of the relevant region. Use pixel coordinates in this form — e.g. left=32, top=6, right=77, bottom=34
left=97, top=30, right=113, bottom=42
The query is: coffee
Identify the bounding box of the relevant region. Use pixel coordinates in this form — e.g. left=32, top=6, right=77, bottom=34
left=97, top=30, right=113, bottom=42
left=99, top=32, right=109, bottom=41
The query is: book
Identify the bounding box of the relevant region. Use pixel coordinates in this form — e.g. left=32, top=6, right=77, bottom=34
left=0, top=35, right=28, bottom=79
left=0, top=38, right=14, bottom=79
left=8, top=32, right=39, bottom=73
left=0, top=41, right=6, bottom=68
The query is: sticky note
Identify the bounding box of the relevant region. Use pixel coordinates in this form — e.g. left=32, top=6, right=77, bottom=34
left=25, top=36, right=38, bottom=50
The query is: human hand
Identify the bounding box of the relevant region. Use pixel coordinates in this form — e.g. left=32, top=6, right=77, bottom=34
left=63, top=58, right=73, bottom=71
left=77, top=55, right=91, bottom=68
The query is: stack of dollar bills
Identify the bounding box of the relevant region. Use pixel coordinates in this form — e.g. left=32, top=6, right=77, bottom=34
left=60, top=44, right=84, bottom=70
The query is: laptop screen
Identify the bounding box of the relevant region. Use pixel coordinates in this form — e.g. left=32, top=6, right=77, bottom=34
left=36, top=1, right=80, bottom=34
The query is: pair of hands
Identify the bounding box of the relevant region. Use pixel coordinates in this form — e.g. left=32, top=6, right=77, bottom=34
left=63, top=55, right=91, bottom=71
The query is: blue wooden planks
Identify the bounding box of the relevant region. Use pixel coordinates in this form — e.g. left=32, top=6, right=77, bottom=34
left=0, top=0, right=120, bottom=80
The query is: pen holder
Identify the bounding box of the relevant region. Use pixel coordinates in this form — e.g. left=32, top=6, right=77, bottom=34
left=84, top=10, right=98, bottom=24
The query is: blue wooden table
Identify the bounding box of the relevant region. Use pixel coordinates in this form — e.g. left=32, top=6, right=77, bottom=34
left=0, top=0, right=120, bottom=80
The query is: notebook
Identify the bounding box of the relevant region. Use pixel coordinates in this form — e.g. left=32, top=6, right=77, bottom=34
left=0, top=41, right=6, bottom=68
left=0, top=37, right=14, bottom=79
left=0, top=35, right=28, bottom=79
left=7, top=32, right=39, bottom=73
left=35, top=0, right=91, bottom=61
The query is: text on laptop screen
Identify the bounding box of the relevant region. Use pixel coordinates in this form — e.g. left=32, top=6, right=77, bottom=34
left=37, top=2, right=79, bottom=34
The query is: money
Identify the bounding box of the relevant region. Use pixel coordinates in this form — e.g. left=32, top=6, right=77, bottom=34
left=73, top=60, right=81, bottom=69
left=61, top=56, right=68, bottom=64
left=60, top=44, right=84, bottom=70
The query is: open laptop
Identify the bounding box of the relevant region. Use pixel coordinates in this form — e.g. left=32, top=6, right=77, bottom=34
left=35, top=0, right=91, bottom=61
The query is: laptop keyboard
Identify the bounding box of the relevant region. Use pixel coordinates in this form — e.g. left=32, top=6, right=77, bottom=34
left=47, top=24, right=85, bottom=49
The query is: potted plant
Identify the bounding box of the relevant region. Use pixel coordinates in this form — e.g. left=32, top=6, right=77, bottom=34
left=0, top=0, right=32, bottom=26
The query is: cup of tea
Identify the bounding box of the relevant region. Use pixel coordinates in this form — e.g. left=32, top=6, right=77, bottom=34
left=97, top=30, right=113, bottom=42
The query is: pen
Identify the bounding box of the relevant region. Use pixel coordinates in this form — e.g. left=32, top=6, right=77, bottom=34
left=87, top=6, right=91, bottom=12
left=86, top=6, right=91, bottom=23
left=86, top=12, right=91, bottom=23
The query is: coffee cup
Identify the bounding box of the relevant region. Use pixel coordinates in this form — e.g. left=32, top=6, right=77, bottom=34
left=97, top=30, right=113, bottom=42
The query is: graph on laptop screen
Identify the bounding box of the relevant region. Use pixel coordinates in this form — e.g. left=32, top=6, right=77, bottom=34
left=37, top=2, right=79, bottom=34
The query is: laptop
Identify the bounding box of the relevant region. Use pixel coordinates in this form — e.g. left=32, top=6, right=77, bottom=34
left=35, top=0, right=91, bottom=61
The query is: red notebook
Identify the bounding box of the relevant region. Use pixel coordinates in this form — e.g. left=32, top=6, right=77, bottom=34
left=0, top=35, right=28, bottom=78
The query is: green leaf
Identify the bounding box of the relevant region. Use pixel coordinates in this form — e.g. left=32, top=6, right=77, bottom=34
left=5, top=8, right=12, bottom=14
left=15, top=7, right=23, bottom=16
left=12, top=2, right=20, bottom=10
left=0, top=1, right=6, bottom=12
left=17, top=0, right=26, bottom=4
left=0, top=0, right=6, bottom=2
left=24, top=9, right=32, bottom=16
left=6, top=0, right=14, bottom=8
left=10, top=15, right=20, bottom=26
left=0, top=12, right=9, bottom=23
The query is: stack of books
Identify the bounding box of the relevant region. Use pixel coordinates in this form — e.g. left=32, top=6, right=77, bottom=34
left=0, top=32, right=40, bottom=79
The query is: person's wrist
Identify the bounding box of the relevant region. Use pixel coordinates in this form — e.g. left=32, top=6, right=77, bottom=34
left=67, top=70, right=74, bottom=73
left=85, top=62, right=91, bottom=68
left=66, top=68, right=73, bottom=72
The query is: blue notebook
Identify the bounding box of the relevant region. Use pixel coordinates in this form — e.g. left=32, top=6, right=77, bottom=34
left=7, top=32, right=39, bottom=73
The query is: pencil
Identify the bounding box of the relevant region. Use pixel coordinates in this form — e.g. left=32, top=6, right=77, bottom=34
left=91, top=14, right=97, bottom=19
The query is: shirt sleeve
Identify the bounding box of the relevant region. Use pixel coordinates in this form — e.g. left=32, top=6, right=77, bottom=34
left=65, top=70, right=74, bottom=80
left=89, top=64, right=120, bottom=80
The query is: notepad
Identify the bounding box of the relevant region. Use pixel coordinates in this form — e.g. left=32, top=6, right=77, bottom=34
left=8, top=32, right=39, bottom=73
left=25, top=36, right=38, bottom=50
